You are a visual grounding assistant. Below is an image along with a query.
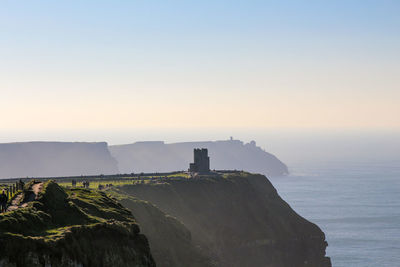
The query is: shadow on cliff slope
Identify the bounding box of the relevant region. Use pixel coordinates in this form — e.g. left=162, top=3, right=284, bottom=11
left=117, top=172, right=331, bottom=267
left=109, top=189, right=217, bottom=267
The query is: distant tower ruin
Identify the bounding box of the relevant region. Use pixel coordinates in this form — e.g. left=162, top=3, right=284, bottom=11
left=189, top=148, right=210, bottom=173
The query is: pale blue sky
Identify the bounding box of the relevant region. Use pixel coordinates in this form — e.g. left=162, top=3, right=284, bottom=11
left=1, top=0, right=399, bottom=132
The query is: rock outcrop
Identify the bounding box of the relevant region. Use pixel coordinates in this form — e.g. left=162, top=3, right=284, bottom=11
left=117, top=173, right=331, bottom=267
left=0, top=181, right=155, bottom=267
left=110, top=139, right=288, bottom=176
left=0, top=142, right=118, bottom=178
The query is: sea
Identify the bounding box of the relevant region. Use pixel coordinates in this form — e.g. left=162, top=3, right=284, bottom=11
left=269, top=160, right=400, bottom=267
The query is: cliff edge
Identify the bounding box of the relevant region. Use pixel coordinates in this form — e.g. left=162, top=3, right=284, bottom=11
left=117, top=172, right=331, bottom=267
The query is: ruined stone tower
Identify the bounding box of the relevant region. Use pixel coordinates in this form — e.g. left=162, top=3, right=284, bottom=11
left=189, top=148, right=210, bottom=173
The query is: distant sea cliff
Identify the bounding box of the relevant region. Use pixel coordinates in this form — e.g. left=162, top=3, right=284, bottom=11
left=0, top=142, right=118, bottom=178
left=0, top=139, right=288, bottom=178
left=110, top=139, right=288, bottom=176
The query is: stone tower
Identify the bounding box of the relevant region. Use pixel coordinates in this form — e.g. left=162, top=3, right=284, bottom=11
left=189, top=148, right=210, bottom=173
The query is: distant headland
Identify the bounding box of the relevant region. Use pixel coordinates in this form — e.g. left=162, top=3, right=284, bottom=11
left=110, top=138, right=288, bottom=176
left=0, top=139, right=288, bottom=179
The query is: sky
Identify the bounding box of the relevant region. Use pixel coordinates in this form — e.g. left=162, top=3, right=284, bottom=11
left=1, top=0, right=399, bottom=138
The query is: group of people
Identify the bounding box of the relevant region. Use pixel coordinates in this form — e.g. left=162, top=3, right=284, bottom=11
left=82, top=181, right=90, bottom=189
left=0, top=190, right=8, bottom=213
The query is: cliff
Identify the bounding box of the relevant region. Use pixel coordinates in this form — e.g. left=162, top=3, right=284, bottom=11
left=0, top=139, right=288, bottom=179
left=109, top=190, right=216, bottom=267
left=110, top=139, right=288, bottom=176
left=0, top=181, right=155, bottom=267
left=116, top=173, right=331, bottom=267
left=0, top=142, right=118, bottom=178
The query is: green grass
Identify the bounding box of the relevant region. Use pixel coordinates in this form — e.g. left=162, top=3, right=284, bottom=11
left=0, top=180, right=135, bottom=239
left=0, top=183, right=22, bottom=204
left=0, top=179, right=155, bottom=266
left=166, top=173, right=190, bottom=178
left=60, top=179, right=143, bottom=189
left=56, top=172, right=191, bottom=189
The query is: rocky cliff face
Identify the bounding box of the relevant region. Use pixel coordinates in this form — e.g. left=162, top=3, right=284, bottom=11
left=117, top=173, right=331, bottom=267
left=0, top=181, right=155, bottom=267
left=110, top=191, right=216, bottom=267
left=0, top=142, right=118, bottom=178
left=110, top=139, right=289, bottom=176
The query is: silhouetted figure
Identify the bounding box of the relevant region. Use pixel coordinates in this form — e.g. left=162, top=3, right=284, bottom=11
left=82, top=181, right=90, bottom=189
left=18, top=179, right=25, bottom=191
left=0, top=190, right=8, bottom=213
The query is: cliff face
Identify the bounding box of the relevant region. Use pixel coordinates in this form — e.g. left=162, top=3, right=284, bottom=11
left=0, top=142, right=118, bottom=178
left=117, top=173, right=331, bottom=267
left=110, top=190, right=216, bottom=267
left=110, top=139, right=288, bottom=176
left=0, top=181, right=155, bottom=267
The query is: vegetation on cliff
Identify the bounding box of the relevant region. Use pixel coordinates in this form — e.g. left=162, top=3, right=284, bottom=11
left=117, top=172, right=331, bottom=267
left=0, top=180, right=154, bottom=267
left=0, top=172, right=331, bottom=267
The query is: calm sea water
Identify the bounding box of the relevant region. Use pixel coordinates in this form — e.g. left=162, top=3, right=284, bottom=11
left=269, top=160, right=400, bottom=267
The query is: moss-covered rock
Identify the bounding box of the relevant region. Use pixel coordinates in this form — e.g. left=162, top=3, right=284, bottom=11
left=0, top=181, right=155, bottom=267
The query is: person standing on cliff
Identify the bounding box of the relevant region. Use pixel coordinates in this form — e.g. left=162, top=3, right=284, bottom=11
left=18, top=179, right=25, bottom=191
left=0, top=190, right=7, bottom=213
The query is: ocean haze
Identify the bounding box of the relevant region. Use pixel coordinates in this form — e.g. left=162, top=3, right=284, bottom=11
left=0, top=137, right=289, bottom=178
left=110, top=139, right=288, bottom=176
left=1, top=129, right=398, bottom=177
left=1, top=128, right=398, bottom=165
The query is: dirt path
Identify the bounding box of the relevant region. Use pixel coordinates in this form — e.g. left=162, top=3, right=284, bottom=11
left=32, top=182, right=43, bottom=196
left=6, top=182, right=43, bottom=212
left=6, top=193, right=24, bottom=212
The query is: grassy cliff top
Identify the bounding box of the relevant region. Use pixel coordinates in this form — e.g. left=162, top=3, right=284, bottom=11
left=0, top=180, right=155, bottom=267
left=0, top=180, right=135, bottom=240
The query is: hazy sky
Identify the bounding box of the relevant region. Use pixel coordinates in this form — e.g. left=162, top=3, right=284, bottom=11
left=1, top=0, right=399, bottom=133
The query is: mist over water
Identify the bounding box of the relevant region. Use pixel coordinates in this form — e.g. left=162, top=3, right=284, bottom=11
left=2, top=129, right=399, bottom=163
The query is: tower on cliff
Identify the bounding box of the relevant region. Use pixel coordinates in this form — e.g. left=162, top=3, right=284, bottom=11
left=189, top=148, right=210, bottom=173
